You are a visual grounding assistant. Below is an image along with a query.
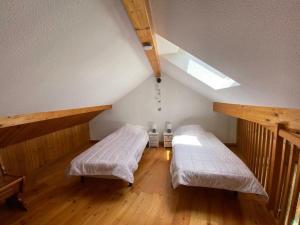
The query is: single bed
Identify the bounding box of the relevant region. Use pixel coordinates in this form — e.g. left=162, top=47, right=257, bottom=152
left=69, top=124, right=149, bottom=184
left=170, top=125, right=267, bottom=197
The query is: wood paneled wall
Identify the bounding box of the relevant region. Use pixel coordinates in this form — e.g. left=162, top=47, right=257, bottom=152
left=0, top=105, right=111, bottom=174
left=0, top=123, right=90, bottom=176
left=0, top=105, right=111, bottom=148
left=0, top=105, right=112, bottom=191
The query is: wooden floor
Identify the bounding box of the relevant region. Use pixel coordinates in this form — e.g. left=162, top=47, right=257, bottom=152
left=0, top=147, right=275, bottom=225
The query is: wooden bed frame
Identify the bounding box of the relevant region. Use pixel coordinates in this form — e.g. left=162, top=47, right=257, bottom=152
left=80, top=175, right=133, bottom=187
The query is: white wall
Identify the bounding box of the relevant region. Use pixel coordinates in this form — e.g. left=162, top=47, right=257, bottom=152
left=90, top=75, right=236, bottom=143
left=0, top=0, right=151, bottom=115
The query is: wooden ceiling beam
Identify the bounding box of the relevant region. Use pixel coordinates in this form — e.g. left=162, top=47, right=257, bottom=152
left=123, top=0, right=160, bottom=77
left=213, top=102, right=300, bottom=132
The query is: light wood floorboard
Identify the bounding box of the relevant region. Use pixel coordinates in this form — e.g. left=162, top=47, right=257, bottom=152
left=0, top=147, right=275, bottom=225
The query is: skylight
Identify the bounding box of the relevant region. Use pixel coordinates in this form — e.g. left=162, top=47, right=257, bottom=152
left=156, top=34, right=240, bottom=90
left=187, top=59, right=239, bottom=90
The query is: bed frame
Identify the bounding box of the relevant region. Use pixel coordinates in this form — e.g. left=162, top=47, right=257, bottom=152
left=80, top=175, right=133, bottom=187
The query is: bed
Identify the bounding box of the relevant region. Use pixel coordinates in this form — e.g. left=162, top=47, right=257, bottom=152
left=170, top=125, right=268, bottom=197
left=69, top=124, right=149, bottom=184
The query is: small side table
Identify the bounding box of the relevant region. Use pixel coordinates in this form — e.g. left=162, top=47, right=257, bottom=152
left=148, top=132, right=159, bottom=148
left=163, top=132, right=173, bottom=148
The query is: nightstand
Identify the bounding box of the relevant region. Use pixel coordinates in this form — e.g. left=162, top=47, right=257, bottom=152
left=163, top=132, right=173, bottom=148
left=148, top=132, right=159, bottom=148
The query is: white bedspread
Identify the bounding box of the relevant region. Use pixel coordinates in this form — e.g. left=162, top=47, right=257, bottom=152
left=69, top=124, right=149, bottom=183
left=171, top=125, right=267, bottom=197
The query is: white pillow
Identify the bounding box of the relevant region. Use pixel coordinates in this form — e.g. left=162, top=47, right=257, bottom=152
left=174, top=124, right=206, bottom=136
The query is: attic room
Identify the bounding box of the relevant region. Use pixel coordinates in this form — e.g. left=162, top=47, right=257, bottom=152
left=0, top=0, right=299, bottom=224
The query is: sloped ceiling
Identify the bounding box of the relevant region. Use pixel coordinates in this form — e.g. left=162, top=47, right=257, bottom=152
left=0, top=0, right=152, bottom=116
left=150, top=0, right=300, bottom=108
left=1, top=0, right=299, bottom=117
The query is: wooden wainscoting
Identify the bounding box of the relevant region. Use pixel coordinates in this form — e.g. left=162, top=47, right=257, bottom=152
left=0, top=105, right=111, bottom=148
left=0, top=105, right=112, bottom=179
left=0, top=123, right=90, bottom=177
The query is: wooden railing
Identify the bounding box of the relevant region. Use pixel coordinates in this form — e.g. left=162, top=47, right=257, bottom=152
left=237, top=119, right=300, bottom=225
left=272, top=129, right=300, bottom=225
left=237, top=120, right=275, bottom=191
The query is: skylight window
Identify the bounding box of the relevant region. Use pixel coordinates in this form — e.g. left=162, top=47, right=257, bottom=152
left=156, top=34, right=240, bottom=90
left=187, top=59, right=239, bottom=90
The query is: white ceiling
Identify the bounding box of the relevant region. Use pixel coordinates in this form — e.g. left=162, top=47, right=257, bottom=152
left=150, top=0, right=300, bottom=108
left=0, top=0, right=299, bottom=116
left=0, top=0, right=152, bottom=115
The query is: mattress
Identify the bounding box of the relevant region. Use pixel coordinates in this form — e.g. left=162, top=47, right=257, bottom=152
left=69, top=124, right=149, bottom=183
left=170, top=125, right=268, bottom=197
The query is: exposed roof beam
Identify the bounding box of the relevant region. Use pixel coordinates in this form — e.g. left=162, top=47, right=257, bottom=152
left=213, top=102, right=300, bottom=132
left=123, top=0, right=160, bottom=77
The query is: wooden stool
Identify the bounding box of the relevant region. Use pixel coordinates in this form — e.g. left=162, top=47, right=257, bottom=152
left=0, top=156, right=27, bottom=211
